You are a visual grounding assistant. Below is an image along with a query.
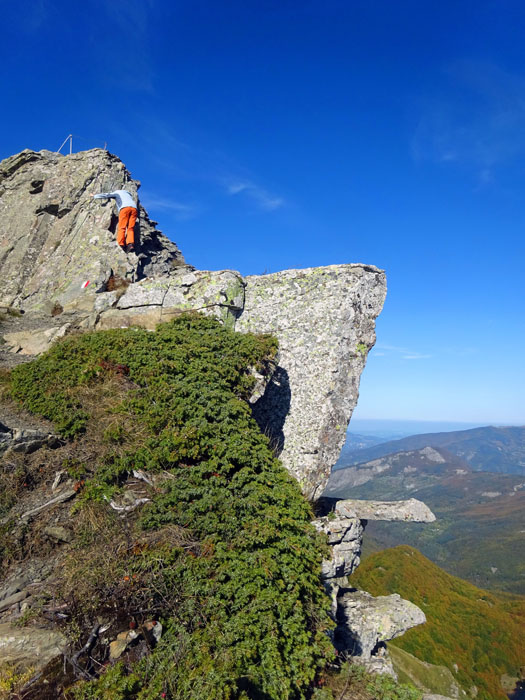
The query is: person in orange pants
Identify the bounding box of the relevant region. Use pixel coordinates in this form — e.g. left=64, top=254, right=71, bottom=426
left=91, top=189, right=138, bottom=253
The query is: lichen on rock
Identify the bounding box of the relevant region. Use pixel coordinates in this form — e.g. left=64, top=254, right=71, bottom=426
left=236, top=264, right=387, bottom=500
left=0, top=148, right=185, bottom=312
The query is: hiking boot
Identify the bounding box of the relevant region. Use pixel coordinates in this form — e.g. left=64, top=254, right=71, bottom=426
left=125, top=243, right=135, bottom=253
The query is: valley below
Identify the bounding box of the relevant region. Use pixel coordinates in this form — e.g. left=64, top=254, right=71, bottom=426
left=326, top=428, right=525, bottom=595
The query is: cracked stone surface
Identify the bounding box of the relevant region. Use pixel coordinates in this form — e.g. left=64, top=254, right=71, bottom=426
left=312, top=515, right=363, bottom=579
left=236, top=264, right=387, bottom=500
left=334, top=498, right=436, bottom=522
left=0, top=149, right=186, bottom=312
left=94, top=269, right=245, bottom=331
left=336, top=589, right=426, bottom=659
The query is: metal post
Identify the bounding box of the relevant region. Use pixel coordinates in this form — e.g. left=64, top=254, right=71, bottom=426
left=57, top=134, right=73, bottom=155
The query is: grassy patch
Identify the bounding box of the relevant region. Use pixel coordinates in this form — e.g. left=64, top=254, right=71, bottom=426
left=388, top=645, right=459, bottom=697
left=317, top=662, right=422, bottom=700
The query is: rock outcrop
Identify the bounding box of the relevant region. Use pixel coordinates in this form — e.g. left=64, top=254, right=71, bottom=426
left=313, top=498, right=435, bottom=583
left=336, top=590, right=426, bottom=675
left=236, top=265, right=386, bottom=500
left=0, top=147, right=386, bottom=497
left=0, top=148, right=440, bottom=694
left=313, top=498, right=435, bottom=677
left=0, top=149, right=185, bottom=313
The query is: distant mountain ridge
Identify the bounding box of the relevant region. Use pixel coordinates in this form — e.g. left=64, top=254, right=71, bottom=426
left=326, top=445, right=525, bottom=593
left=336, top=425, right=525, bottom=475
left=326, top=445, right=475, bottom=495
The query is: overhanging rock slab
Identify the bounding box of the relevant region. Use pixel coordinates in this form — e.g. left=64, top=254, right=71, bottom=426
left=335, top=498, right=436, bottom=522
left=337, top=589, right=426, bottom=659
left=235, top=264, right=386, bottom=500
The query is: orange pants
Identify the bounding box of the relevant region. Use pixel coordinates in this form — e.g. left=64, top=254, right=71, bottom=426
left=117, top=207, right=137, bottom=246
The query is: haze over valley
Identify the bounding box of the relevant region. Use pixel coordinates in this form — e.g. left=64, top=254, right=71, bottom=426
left=327, top=426, right=525, bottom=594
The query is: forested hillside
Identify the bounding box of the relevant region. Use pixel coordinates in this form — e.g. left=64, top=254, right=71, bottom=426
left=351, top=546, right=525, bottom=700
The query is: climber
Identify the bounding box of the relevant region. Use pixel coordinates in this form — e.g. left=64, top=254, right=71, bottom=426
left=90, top=189, right=137, bottom=253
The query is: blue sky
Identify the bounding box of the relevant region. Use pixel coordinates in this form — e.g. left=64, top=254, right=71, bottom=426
left=3, top=0, right=524, bottom=424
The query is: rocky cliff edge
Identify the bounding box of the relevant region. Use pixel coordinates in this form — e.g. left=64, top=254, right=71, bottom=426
left=0, top=148, right=386, bottom=499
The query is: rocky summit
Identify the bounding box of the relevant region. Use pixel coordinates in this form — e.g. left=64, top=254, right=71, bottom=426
left=0, top=148, right=441, bottom=699
left=0, top=148, right=185, bottom=313
left=0, top=148, right=386, bottom=498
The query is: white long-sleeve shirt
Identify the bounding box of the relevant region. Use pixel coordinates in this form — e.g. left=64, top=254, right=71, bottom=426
left=93, top=190, right=136, bottom=211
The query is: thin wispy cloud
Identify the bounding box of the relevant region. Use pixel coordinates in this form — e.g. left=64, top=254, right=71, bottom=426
left=402, top=353, right=432, bottom=360
left=374, top=344, right=432, bottom=360
left=226, top=181, right=284, bottom=211
left=135, top=119, right=286, bottom=214
left=140, top=193, right=198, bottom=221
left=374, top=343, right=478, bottom=360
left=411, top=60, right=525, bottom=183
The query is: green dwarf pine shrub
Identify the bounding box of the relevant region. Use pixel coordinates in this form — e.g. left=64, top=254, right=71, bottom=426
left=7, top=313, right=334, bottom=699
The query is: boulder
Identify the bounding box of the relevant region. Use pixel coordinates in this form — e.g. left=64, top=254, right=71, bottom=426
left=0, top=622, right=65, bottom=671
left=3, top=323, right=71, bottom=356
left=236, top=264, right=386, bottom=499
left=336, top=589, right=426, bottom=666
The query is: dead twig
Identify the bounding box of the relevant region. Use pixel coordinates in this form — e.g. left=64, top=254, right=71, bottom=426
left=67, top=623, right=101, bottom=680
left=20, top=488, right=76, bottom=520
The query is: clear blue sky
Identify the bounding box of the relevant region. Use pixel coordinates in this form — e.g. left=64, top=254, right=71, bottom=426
left=3, top=1, right=525, bottom=424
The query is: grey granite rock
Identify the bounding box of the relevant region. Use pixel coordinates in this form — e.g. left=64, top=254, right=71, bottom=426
left=0, top=148, right=185, bottom=312
left=236, top=264, right=386, bottom=500
left=0, top=423, right=58, bottom=455
left=312, top=516, right=363, bottom=579
left=336, top=589, right=426, bottom=664
left=335, top=497, right=436, bottom=522
left=3, top=323, right=71, bottom=356
left=0, top=590, right=30, bottom=613
left=0, top=622, right=65, bottom=671
left=109, top=268, right=245, bottom=328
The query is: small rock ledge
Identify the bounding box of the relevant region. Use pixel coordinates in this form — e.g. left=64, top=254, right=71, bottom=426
left=313, top=498, right=435, bottom=677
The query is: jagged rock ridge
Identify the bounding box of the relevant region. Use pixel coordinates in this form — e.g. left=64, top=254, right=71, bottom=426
left=0, top=147, right=438, bottom=694
left=0, top=149, right=185, bottom=313
left=0, top=148, right=386, bottom=498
